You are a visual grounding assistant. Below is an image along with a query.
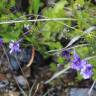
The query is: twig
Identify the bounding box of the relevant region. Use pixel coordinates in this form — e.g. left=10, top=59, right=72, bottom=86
left=42, top=88, right=54, bottom=96
left=33, top=83, right=40, bottom=96
left=26, top=47, right=35, bottom=67
left=19, top=14, right=76, bottom=29
left=0, top=18, right=76, bottom=24
left=84, top=26, right=96, bottom=34
left=84, top=55, right=96, bottom=61
left=29, top=80, right=37, bottom=96
left=47, top=44, right=88, bottom=53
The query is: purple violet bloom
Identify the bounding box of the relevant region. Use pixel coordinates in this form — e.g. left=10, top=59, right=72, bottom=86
left=71, top=50, right=82, bottom=70
left=80, top=64, right=93, bottom=79
left=9, top=40, right=21, bottom=54
left=0, top=38, right=3, bottom=46
left=61, top=50, right=71, bottom=61
left=70, top=50, right=93, bottom=79
left=71, top=51, right=87, bottom=71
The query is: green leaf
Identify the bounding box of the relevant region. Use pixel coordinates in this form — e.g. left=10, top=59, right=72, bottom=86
left=50, top=63, right=57, bottom=72
left=53, top=0, right=67, bottom=14
left=57, top=57, right=64, bottom=64
left=76, top=46, right=89, bottom=58
left=42, top=31, right=51, bottom=41
left=32, top=0, right=40, bottom=14
left=74, top=0, right=85, bottom=8
left=43, top=0, right=67, bottom=18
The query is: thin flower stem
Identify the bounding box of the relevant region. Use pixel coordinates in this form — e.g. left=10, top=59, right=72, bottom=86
left=14, top=13, right=47, bottom=21
left=88, top=80, right=96, bottom=96
left=85, top=55, right=96, bottom=61
left=33, top=83, right=40, bottom=96
left=29, top=80, right=37, bottom=96
left=84, top=26, right=96, bottom=34
left=47, top=44, right=88, bottom=53
left=0, top=18, right=76, bottom=24
left=44, top=65, right=71, bottom=84
left=14, top=13, right=75, bottom=29
left=14, top=55, right=30, bottom=89
left=42, top=88, right=54, bottom=96
left=17, top=14, right=40, bottom=44
left=17, top=37, right=24, bottom=43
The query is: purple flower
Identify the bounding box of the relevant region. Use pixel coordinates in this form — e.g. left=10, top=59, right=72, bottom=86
left=70, top=50, right=93, bottom=79
left=61, top=50, right=71, bottom=61
left=71, top=50, right=82, bottom=70
left=0, top=38, right=3, bottom=46
left=80, top=64, right=93, bottom=79
left=71, top=50, right=88, bottom=71
left=9, top=40, right=21, bottom=54
left=73, top=50, right=80, bottom=60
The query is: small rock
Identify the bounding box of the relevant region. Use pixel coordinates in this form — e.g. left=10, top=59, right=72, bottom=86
left=69, top=88, right=96, bottom=96
left=16, top=75, right=28, bottom=89
left=0, top=80, right=9, bottom=89
left=8, top=53, right=21, bottom=72
left=0, top=80, right=9, bottom=92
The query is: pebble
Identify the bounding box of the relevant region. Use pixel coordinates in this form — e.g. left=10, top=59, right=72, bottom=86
left=16, top=75, right=28, bottom=89
left=0, top=80, right=9, bottom=88
left=0, top=80, right=9, bottom=92
left=69, top=88, right=96, bottom=96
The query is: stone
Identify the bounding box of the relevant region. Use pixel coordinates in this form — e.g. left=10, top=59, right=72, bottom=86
left=69, top=88, right=96, bottom=96
left=16, top=75, right=28, bottom=89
